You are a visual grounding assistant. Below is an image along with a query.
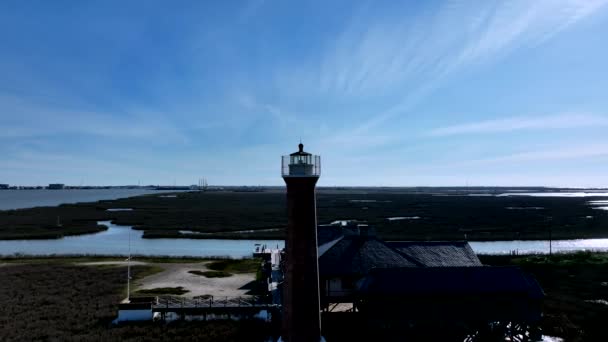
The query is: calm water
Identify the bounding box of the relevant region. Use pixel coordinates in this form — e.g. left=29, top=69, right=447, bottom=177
left=0, top=189, right=180, bottom=210
left=470, top=239, right=608, bottom=255
left=0, top=221, right=283, bottom=258
left=497, top=192, right=608, bottom=197
left=0, top=220, right=607, bottom=257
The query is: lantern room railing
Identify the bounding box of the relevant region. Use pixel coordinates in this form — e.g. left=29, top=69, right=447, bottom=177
left=282, top=155, right=321, bottom=177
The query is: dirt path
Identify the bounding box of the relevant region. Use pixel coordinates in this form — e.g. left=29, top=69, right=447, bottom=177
left=72, top=260, right=257, bottom=298
left=134, top=262, right=256, bottom=298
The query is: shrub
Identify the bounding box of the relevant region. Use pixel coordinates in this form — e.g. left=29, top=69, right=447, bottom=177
left=188, top=270, right=232, bottom=278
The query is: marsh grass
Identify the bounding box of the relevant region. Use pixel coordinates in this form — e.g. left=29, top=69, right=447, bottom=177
left=135, top=286, right=189, bottom=296
left=479, top=251, right=608, bottom=266
left=0, top=255, right=124, bottom=264
left=0, top=263, right=273, bottom=341
left=480, top=251, right=608, bottom=342
left=0, top=254, right=238, bottom=264
left=3, top=189, right=608, bottom=241
left=206, top=258, right=260, bottom=273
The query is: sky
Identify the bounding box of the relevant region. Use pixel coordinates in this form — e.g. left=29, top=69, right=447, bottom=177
left=1, top=0, right=608, bottom=187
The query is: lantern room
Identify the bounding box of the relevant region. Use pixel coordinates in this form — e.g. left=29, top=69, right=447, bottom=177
left=281, top=143, right=321, bottom=177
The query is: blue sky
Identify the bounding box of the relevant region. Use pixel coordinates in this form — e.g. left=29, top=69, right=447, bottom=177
left=1, top=0, right=608, bottom=187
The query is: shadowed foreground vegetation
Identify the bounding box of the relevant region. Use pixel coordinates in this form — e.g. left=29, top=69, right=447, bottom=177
left=135, top=286, right=190, bottom=296
left=3, top=254, right=608, bottom=341
left=480, top=252, right=608, bottom=342
left=1, top=188, right=607, bottom=241
left=206, top=259, right=261, bottom=273
left=189, top=270, right=232, bottom=278
left=0, top=262, right=274, bottom=342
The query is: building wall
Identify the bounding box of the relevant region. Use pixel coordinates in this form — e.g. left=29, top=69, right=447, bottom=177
left=116, top=309, right=153, bottom=322
left=324, top=277, right=356, bottom=298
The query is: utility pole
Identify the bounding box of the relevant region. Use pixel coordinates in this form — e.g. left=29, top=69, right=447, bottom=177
left=127, top=229, right=131, bottom=302
left=549, top=228, right=552, bottom=256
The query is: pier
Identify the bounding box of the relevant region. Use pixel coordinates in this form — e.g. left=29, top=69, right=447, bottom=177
left=116, top=296, right=279, bottom=323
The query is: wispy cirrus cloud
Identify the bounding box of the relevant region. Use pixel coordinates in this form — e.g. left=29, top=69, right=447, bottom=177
left=428, top=113, right=608, bottom=136
left=0, top=94, right=187, bottom=142
left=2, top=0, right=608, bottom=186
left=315, top=0, right=608, bottom=137
left=236, top=92, right=300, bottom=129
left=317, top=0, right=608, bottom=97
left=453, top=0, right=608, bottom=68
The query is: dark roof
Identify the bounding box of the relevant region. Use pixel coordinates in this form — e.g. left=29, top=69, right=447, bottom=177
left=386, top=241, right=482, bottom=267
left=290, top=143, right=312, bottom=156
left=319, top=236, right=417, bottom=277
left=290, top=151, right=312, bottom=156
left=317, top=225, right=344, bottom=246
left=359, top=266, right=544, bottom=299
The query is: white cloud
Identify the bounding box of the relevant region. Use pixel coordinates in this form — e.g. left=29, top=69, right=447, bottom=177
left=428, top=113, right=608, bottom=136
left=438, top=143, right=608, bottom=168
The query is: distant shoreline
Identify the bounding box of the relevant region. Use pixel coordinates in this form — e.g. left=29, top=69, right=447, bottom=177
left=0, top=188, right=185, bottom=211
left=2, top=185, right=608, bottom=190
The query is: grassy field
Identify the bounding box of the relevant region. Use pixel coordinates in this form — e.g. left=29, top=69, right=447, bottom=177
left=480, top=252, right=608, bottom=342
left=1, top=188, right=607, bottom=241
left=0, top=261, right=275, bottom=342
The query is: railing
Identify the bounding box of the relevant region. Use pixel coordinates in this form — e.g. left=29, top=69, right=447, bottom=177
left=281, top=155, right=321, bottom=177
left=153, top=296, right=268, bottom=309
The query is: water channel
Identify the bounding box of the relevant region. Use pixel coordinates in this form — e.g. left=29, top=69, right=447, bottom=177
left=1, top=220, right=607, bottom=257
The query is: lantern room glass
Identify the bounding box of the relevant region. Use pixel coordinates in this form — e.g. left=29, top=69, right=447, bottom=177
left=282, top=144, right=321, bottom=177
left=291, top=154, right=312, bottom=165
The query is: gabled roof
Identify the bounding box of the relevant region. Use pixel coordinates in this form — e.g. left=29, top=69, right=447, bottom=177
left=386, top=241, right=482, bottom=267
left=319, top=236, right=417, bottom=277
left=359, top=266, right=544, bottom=299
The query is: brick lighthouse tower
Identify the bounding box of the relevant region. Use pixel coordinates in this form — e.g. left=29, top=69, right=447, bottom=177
left=281, top=143, right=322, bottom=342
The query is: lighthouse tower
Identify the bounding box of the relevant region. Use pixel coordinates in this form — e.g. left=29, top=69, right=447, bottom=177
left=281, top=143, right=322, bottom=342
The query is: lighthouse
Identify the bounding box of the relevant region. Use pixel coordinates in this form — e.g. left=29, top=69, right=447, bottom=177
left=281, top=143, right=322, bottom=342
